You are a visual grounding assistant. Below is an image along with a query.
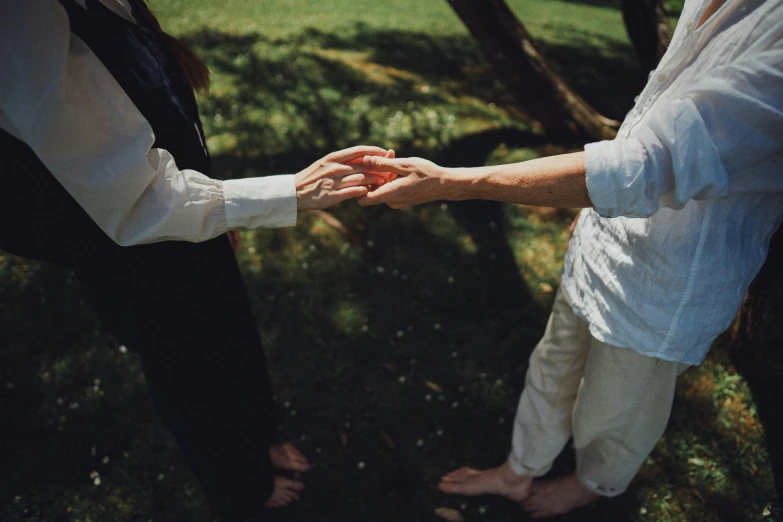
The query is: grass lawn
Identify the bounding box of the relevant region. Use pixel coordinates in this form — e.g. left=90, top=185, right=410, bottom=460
left=1, top=0, right=779, bottom=521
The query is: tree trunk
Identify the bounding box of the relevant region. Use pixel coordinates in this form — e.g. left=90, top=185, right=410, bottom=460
left=622, top=0, right=673, bottom=71
left=448, top=0, right=618, bottom=144
left=727, top=227, right=783, bottom=499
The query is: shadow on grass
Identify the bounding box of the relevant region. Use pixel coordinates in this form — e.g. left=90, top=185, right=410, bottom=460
left=181, top=22, right=645, bottom=175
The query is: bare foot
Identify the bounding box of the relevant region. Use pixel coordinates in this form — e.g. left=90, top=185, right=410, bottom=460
left=264, top=476, right=304, bottom=508
left=522, top=474, right=599, bottom=518
left=438, top=462, right=532, bottom=502
left=269, top=443, right=310, bottom=472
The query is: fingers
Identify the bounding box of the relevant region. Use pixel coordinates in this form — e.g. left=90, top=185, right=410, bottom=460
left=362, top=155, right=408, bottom=175
left=358, top=176, right=408, bottom=204
left=328, top=145, right=390, bottom=163
left=334, top=185, right=370, bottom=203
left=337, top=173, right=388, bottom=189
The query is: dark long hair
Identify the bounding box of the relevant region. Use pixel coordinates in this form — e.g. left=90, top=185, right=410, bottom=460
left=131, top=0, right=210, bottom=93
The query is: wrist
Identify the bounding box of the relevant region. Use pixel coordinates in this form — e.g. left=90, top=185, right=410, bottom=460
left=444, top=167, right=480, bottom=201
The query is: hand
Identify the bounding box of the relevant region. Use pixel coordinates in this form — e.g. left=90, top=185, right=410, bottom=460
left=357, top=156, right=454, bottom=209
left=295, top=146, right=394, bottom=210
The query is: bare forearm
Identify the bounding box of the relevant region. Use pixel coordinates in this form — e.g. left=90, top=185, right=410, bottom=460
left=447, top=152, right=591, bottom=208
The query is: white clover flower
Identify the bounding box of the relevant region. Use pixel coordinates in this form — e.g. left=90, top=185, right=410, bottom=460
left=91, top=446, right=96, bottom=456
left=488, top=221, right=497, bottom=229
left=283, top=401, right=291, bottom=408
left=398, top=376, right=407, bottom=383
left=376, top=266, right=385, bottom=274
left=361, top=325, right=369, bottom=332
left=69, top=402, right=79, bottom=410
left=451, top=401, right=460, bottom=409
left=309, top=245, right=317, bottom=252
left=93, top=476, right=102, bottom=486
left=357, top=461, right=366, bottom=470
left=366, top=240, right=374, bottom=248
left=479, top=506, right=487, bottom=514
left=102, top=456, right=110, bottom=464
left=89, top=471, right=99, bottom=479
left=119, top=345, right=128, bottom=353
left=157, top=473, right=165, bottom=481
left=425, top=394, right=432, bottom=402
left=437, top=429, right=444, bottom=436
left=447, top=276, right=455, bottom=284
left=301, top=262, right=309, bottom=270
left=441, top=203, right=448, bottom=211
left=416, top=439, right=424, bottom=447
left=396, top=330, right=404, bottom=338
left=56, top=398, right=63, bottom=405
left=290, top=410, right=297, bottom=417
left=6, top=382, right=15, bottom=390
left=433, top=323, right=441, bottom=330
left=451, top=351, right=458, bottom=358
left=640, top=507, right=648, bottom=515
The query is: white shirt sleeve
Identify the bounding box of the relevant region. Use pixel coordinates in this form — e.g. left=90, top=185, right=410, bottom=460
left=0, top=0, right=296, bottom=246
left=584, top=42, right=783, bottom=219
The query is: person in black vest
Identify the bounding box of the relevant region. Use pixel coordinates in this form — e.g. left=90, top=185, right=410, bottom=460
left=0, top=0, right=392, bottom=519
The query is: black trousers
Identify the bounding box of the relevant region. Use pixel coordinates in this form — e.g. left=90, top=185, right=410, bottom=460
left=73, top=235, right=278, bottom=519
left=1, top=135, right=278, bottom=518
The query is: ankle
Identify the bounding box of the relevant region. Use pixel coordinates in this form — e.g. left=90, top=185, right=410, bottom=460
left=500, top=462, right=530, bottom=484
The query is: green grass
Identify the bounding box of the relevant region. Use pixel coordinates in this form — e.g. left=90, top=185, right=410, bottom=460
left=1, top=0, right=779, bottom=521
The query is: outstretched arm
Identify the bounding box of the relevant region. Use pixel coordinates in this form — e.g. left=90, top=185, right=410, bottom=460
left=357, top=152, right=591, bottom=209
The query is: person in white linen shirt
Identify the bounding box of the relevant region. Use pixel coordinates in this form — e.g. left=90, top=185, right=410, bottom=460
left=0, top=0, right=392, bottom=518
left=357, top=0, right=783, bottom=517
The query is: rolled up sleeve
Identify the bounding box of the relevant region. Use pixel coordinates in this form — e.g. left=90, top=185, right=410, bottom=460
left=585, top=44, right=783, bottom=219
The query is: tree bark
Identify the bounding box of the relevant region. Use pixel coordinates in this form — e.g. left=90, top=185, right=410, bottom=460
left=448, top=0, right=618, bottom=144
left=727, top=227, right=783, bottom=499
left=621, top=0, right=673, bottom=71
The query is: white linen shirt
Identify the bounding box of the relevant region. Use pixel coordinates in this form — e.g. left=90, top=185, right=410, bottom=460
left=564, top=0, right=783, bottom=364
left=0, top=0, right=297, bottom=247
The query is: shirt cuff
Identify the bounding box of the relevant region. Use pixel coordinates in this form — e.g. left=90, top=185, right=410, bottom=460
left=223, top=175, right=297, bottom=229
left=584, top=139, right=652, bottom=218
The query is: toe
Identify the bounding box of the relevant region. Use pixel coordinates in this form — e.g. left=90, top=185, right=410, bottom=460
left=438, top=480, right=467, bottom=495
left=442, top=467, right=473, bottom=482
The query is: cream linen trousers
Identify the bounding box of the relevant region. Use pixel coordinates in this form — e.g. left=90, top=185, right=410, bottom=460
left=507, top=288, right=689, bottom=497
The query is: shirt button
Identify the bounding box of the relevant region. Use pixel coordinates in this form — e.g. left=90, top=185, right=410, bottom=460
left=657, top=73, right=667, bottom=83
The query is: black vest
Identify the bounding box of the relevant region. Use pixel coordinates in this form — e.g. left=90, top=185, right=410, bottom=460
left=0, top=0, right=210, bottom=266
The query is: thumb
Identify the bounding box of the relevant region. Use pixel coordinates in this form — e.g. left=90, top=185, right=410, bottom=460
left=363, top=155, right=406, bottom=175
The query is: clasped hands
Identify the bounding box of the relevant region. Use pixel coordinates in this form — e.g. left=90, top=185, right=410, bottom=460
left=294, top=145, right=451, bottom=211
